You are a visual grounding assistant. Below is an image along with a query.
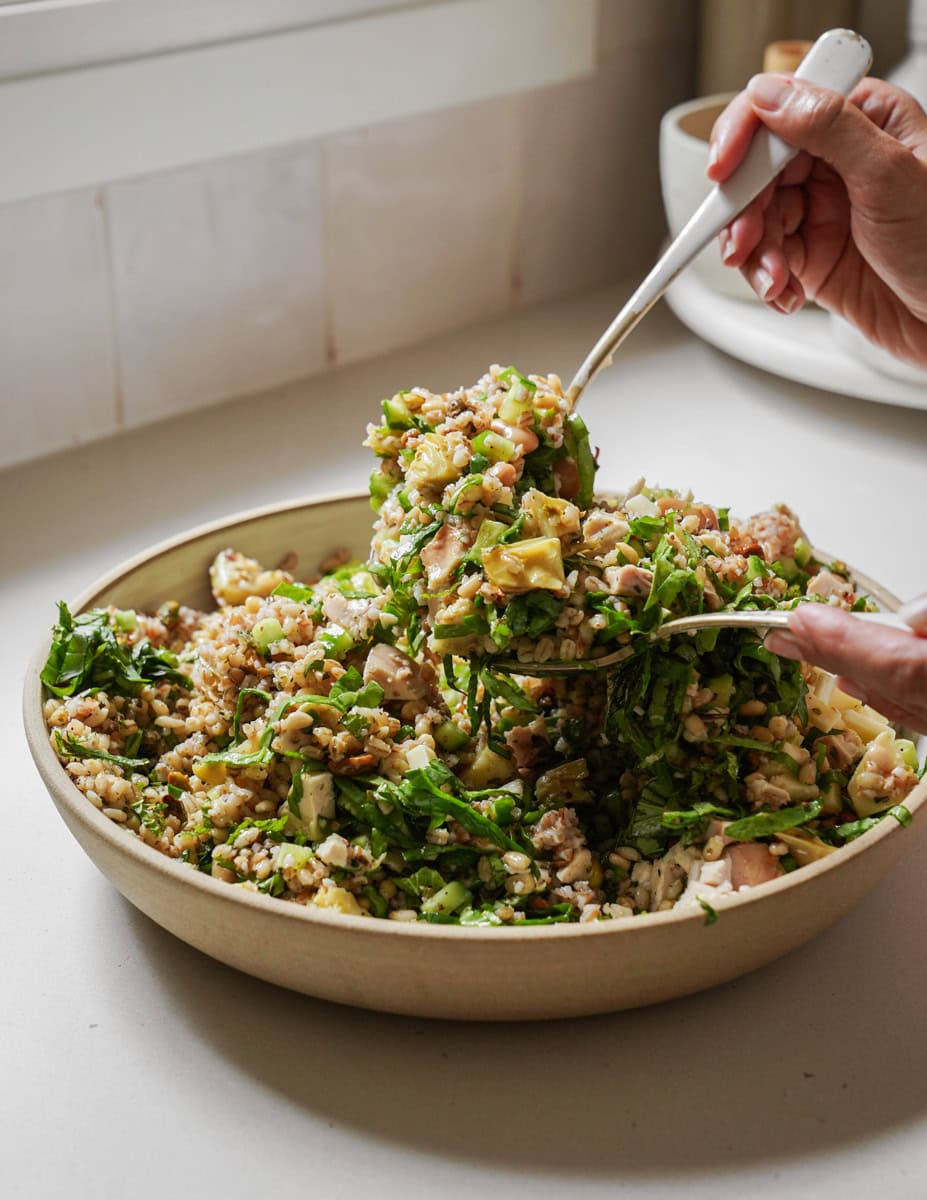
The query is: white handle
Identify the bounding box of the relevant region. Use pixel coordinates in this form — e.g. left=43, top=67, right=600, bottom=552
left=700, top=29, right=872, bottom=246
left=569, top=29, right=873, bottom=403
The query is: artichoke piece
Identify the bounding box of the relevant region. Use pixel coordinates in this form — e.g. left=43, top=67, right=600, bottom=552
left=458, top=745, right=515, bottom=789
left=842, top=703, right=891, bottom=745
left=848, top=729, right=915, bottom=817
left=209, top=549, right=288, bottom=607
left=775, top=829, right=837, bottom=866
left=520, top=488, right=581, bottom=544
left=312, top=885, right=365, bottom=916
left=405, top=432, right=462, bottom=491
left=482, top=537, right=566, bottom=593
left=535, top=758, right=591, bottom=806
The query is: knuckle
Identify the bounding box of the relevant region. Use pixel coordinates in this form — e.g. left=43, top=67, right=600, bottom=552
left=792, top=87, right=846, bottom=138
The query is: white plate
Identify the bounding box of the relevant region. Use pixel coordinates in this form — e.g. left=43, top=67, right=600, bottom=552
left=665, top=269, right=927, bottom=411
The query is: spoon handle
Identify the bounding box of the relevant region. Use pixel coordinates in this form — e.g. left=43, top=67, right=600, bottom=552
left=567, top=28, right=873, bottom=406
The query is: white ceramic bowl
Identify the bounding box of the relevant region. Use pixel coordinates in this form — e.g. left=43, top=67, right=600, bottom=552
left=660, top=92, right=760, bottom=303
left=22, top=492, right=927, bottom=1021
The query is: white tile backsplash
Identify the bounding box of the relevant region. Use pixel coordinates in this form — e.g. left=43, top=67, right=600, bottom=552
left=323, top=97, right=524, bottom=366
left=106, top=143, right=326, bottom=428
left=1, top=16, right=696, bottom=470
left=0, top=188, right=117, bottom=470
left=516, top=41, right=690, bottom=307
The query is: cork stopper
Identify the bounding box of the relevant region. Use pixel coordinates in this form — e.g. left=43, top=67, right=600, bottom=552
left=763, top=40, right=813, bottom=74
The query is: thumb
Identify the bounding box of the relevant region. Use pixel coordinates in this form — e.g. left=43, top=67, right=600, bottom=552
left=746, top=73, right=898, bottom=195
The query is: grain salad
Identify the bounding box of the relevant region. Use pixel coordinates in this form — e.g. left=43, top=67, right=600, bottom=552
left=43, top=366, right=924, bottom=926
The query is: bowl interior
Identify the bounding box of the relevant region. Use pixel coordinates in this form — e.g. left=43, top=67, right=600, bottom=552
left=81, top=492, right=377, bottom=613
left=676, top=100, right=728, bottom=143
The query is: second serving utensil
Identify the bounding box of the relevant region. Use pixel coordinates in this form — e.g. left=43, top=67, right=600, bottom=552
left=497, top=608, right=909, bottom=678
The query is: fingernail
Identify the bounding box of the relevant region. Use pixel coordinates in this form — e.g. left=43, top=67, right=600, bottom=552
left=765, top=631, right=803, bottom=661
left=898, top=594, right=927, bottom=634
left=756, top=268, right=775, bottom=300
left=707, top=140, right=720, bottom=171
left=749, top=73, right=791, bottom=113
left=777, top=290, right=803, bottom=314
left=720, top=232, right=736, bottom=264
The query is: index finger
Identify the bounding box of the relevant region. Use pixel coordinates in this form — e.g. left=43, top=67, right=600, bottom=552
left=707, top=89, right=761, bottom=182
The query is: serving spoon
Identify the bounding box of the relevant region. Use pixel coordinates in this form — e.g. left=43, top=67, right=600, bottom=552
left=494, top=30, right=879, bottom=677
left=497, top=608, right=910, bottom=678
left=565, top=27, right=873, bottom=408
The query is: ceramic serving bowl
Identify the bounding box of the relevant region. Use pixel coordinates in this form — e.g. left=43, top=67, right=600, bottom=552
left=23, top=492, right=927, bottom=1021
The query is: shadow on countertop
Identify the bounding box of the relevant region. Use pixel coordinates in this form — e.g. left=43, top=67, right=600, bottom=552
left=116, top=817, right=927, bottom=1179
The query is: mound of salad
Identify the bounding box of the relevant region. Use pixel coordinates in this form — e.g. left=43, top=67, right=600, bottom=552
left=42, top=366, right=924, bottom=925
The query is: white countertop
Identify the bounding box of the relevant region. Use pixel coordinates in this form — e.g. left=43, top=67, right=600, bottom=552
left=4, top=283, right=927, bottom=1200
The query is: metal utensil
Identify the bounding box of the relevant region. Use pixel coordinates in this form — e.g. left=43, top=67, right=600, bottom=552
left=497, top=608, right=909, bottom=678
left=565, top=28, right=873, bottom=408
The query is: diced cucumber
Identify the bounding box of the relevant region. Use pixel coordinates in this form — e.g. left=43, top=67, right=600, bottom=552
left=113, top=609, right=138, bottom=632
left=369, top=468, right=393, bottom=511
left=459, top=907, right=502, bottom=926
left=775, top=556, right=801, bottom=582
left=276, top=842, right=314, bottom=871
left=421, top=880, right=472, bottom=916
left=706, top=673, right=733, bottom=709
left=820, top=778, right=843, bottom=814
left=382, top=394, right=414, bottom=429
left=318, top=625, right=354, bottom=659
left=744, top=555, right=769, bottom=583
left=499, top=378, right=533, bottom=423
left=490, top=794, right=517, bottom=825
left=472, top=430, right=517, bottom=463
left=434, top=719, right=470, bottom=752
left=251, top=617, right=284, bottom=652
left=466, top=518, right=506, bottom=563
left=794, top=537, right=812, bottom=567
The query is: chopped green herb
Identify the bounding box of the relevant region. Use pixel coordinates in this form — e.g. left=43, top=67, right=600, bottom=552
left=54, top=731, right=150, bottom=772
left=42, top=602, right=192, bottom=699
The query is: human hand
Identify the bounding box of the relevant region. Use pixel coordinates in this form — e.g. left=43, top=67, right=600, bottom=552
left=708, top=74, right=927, bottom=367
left=765, top=597, right=927, bottom=734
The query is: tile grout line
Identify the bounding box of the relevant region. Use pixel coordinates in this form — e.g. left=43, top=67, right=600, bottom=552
left=98, top=186, right=126, bottom=430
left=508, top=89, right=531, bottom=311
left=318, top=134, right=338, bottom=370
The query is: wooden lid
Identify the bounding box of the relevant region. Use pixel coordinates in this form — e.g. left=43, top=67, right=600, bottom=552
left=763, top=40, right=812, bottom=74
